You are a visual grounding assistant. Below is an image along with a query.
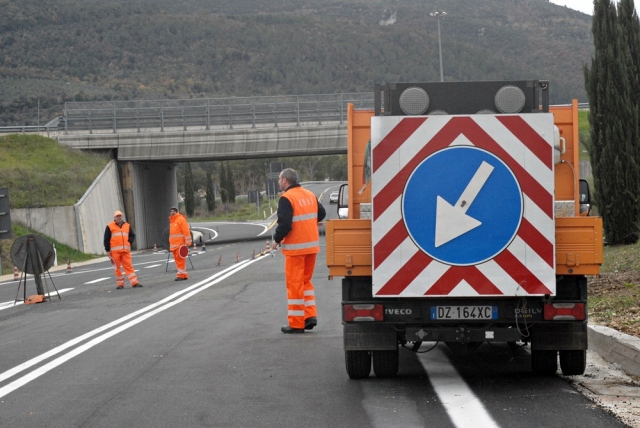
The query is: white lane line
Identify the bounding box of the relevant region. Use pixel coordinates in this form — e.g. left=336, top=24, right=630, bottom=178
left=0, top=261, right=252, bottom=384
left=85, top=278, right=110, bottom=284
left=0, top=255, right=268, bottom=398
left=145, top=264, right=162, bottom=269
left=191, top=226, right=219, bottom=241
left=419, top=348, right=499, bottom=428
left=0, top=289, right=75, bottom=311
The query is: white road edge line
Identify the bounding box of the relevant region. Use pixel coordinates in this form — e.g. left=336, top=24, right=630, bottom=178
left=419, top=348, right=500, bottom=428
left=0, top=256, right=264, bottom=390
left=0, top=289, right=74, bottom=311
left=0, top=255, right=267, bottom=398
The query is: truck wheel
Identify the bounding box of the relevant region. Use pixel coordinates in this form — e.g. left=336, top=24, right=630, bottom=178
left=531, top=350, right=557, bottom=375
left=372, top=349, right=399, bottom=378
left=559, top=350, right=586, bottom=376
left=345, top=351, right=371, bottom=379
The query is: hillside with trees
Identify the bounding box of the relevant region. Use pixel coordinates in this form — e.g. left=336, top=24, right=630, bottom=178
left=0, top=0, right=598, bottom=221
left=0, top=0, right=593, bottom=126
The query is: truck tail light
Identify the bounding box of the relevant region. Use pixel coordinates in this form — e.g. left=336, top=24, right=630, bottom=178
left=544, top=303, right=585, bottom=321
left=344, top=304, right=384, bottom=322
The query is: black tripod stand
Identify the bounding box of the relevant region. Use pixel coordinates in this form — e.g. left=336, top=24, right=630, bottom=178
left=11, top=234, right=61, bottom=304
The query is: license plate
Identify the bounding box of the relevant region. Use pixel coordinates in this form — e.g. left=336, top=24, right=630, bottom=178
left=431, top=306, right=497, bottom=320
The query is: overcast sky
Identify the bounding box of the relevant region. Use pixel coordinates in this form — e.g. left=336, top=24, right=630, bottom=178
left=549, top=0, right=639, bottom=15
left=549, top=0, right=593, bottom=15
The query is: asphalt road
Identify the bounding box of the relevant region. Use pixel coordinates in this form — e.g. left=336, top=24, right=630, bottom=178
left=0, top=182, right=630, bottom=427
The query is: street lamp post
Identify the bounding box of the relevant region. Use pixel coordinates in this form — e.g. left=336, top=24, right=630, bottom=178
left=430, top=11, right=446, bottom=82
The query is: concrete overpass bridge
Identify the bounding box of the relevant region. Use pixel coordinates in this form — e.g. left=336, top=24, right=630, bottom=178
left=53, top=93, right=373, bottom=252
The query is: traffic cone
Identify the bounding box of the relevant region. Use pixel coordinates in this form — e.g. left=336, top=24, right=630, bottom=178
left=66, top=259, right=72, bottom=274
left=153, top=243, right=158, bottom=253
left=193, top=241, right=197, bottom=252
left=266, top=240, right=270, bottom=251
left=13, top=266, right=19, bottom=281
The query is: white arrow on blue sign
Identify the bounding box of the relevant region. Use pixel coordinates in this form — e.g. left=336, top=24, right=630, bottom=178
left=402, top=146, right=523, bottom=266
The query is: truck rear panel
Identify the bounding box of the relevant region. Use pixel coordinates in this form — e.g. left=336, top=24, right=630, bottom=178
left=326, top=81, right=603, bottom=378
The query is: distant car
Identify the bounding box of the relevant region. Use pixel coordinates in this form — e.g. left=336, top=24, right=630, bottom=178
left=329, top=191, right=339, bottom=204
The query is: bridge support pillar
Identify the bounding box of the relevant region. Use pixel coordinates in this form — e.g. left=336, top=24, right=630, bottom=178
left=119, top=161, right=178, bottom=250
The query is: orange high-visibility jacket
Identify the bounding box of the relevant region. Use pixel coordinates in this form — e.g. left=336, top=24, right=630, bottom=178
left=169, top=213, right=192, bottom=250
left=279, top=186, right=321, bottom=256
left=108, top=222, right=132, bottom=252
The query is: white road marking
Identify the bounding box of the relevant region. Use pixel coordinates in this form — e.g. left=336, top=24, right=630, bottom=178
left=0, top=256, right=268, bottom=398
left=145, top=264, right=162, bottom=268
left=85, top=278, right=110, bottom=284
left=0, top=289, right=74, bottom=311
left=419, top=347, right=499, bottom=427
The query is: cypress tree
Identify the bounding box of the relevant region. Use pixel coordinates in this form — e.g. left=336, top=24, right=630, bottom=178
left=585, top=0, right=640, bottom=244
left=184, top=163, right=195, bottom=217
left=205, top=170, right=215, bottom=212
left=226, top=162, right=236, bottom=203
left=619, top=0, right=640, bottom=232
left=219, top=162, right=228, bottom=204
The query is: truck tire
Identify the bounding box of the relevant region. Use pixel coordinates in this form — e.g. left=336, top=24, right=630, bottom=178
left=559, top=350, right=586, bottom=376
left=531, top=350, right=557, bottom=375
left=345, top=350, right=371, bottom=379
left=372, top=349, right=399, bottom=378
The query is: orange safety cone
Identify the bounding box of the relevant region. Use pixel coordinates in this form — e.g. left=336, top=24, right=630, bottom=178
left=193, top=240, right=197, bottom=252
left=66, top=259, right=72, bottom=274
left=266, top=240, right=270, bottom=251
left=13, top=266, right=19, bottom=281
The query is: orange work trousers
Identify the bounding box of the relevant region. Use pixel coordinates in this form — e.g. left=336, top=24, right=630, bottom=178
left=111, top=250, right=138, bottom=287
left=172, top=247, right=188, bottom=279
left=284, top=253, right=317, bottom=329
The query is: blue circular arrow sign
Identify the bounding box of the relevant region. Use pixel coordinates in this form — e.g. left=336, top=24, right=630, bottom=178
left=402, top=146, right=523, bottom=266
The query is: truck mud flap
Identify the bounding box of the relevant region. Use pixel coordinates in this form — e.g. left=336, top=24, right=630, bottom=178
left=530, top=322, right=588, bottom=350
left=344, top=324, right=397, bottom=351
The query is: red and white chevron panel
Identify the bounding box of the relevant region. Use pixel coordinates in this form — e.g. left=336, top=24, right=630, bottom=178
left=370, top=114, right=556, bottom=297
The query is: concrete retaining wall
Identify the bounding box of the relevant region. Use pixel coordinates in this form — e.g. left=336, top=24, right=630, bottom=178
left=11, top=206, right=78, bottom=250
left=75, top=160, right=124, bottom=254
left=11, top=160, right=124, bottom=255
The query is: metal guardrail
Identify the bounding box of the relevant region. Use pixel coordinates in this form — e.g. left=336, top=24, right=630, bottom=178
left=0, top=125, right=58, bottom=134
left=0, top=117, right=61, bottom=135
left=62, top=93, right=375, bottom=134
left=0, top=95, right=590, bottom=135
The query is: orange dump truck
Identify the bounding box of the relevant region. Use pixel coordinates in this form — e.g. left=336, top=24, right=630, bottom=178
left=326, top=81, right=603, bottom=378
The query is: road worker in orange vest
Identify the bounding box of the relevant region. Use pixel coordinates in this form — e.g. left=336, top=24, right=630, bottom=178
left=169, top=206, right=192, bottom=281
left=104, top=210, right=141, bottom=289
left=274, top=168, right=326, bottom=333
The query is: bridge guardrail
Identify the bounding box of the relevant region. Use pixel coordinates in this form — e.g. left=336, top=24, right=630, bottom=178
left=1, top=96, right=589, bottom=135
left=62, top=93, right=375, bottom=134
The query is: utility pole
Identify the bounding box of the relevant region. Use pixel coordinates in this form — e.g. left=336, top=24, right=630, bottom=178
left=430, top=11, right=446, bottom=82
